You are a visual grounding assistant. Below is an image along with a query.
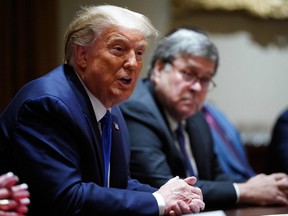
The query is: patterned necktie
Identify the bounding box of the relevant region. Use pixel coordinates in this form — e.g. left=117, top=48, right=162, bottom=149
left=100, top=110, right=112, bottom=187
left=175, top=123, right=195, bottom=176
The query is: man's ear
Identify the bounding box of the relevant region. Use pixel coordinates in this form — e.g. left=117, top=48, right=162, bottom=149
left=151, top=60, right=166, bottom=84
left=74, top=45, right=87, bottom=70
left=153, top=60, right=166, bottom=77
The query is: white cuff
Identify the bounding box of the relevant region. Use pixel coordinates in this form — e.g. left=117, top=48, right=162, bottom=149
left=233, top=183, right=240, bottom=203
left=152, top=192, right=165, bottom=216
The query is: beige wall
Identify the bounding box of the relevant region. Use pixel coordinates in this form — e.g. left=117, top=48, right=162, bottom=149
left=58, top=0, right=288, bottom=144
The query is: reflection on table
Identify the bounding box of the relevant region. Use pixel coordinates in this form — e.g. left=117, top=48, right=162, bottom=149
left=190, top=205, right=288, bottom=216
left=223, top=205, right=288, bottom=216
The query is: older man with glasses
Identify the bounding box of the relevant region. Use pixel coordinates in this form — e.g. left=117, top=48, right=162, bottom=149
left=120, top=27, right=288, bottom=209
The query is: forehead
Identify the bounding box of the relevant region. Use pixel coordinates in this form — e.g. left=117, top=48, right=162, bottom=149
left=100, top=26, right=147, bottom=47
left=174, top=55, right=216, bottom=74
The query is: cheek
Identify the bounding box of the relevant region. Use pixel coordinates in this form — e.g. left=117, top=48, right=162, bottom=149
left=196, top=93, right=207, bottom=109
left=166, top=75, right=182, bottom=91
left=134, top=69, right=142, bottom=80
left=199, top=91, right=207, bottom=101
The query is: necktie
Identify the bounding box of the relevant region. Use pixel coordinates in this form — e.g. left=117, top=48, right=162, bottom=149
left=100, top=110, right=112, bottom=187
left=175, top=123, right=195, bottom=176
left=204, top=108, right=246, bottom=167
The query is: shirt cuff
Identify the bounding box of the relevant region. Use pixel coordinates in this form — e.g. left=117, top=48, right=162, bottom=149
left=152, top=192, right=165, bottom=216
left=233, top=183, right=240, bottom=203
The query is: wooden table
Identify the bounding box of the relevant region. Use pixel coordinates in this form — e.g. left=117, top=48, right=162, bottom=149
left=223, top=206, right=288, bottom=216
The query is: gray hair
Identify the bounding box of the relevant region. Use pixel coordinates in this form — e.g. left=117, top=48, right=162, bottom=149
left=64, top=4, right=159, bottom=63
left=148, top=28, right=219, bottom=75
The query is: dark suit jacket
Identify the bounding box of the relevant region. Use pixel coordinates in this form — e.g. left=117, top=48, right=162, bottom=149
left=0, top=64, right=159, bottom=216
left=266, top=108, right=288, bottom=174
left=120, top=78, right=238, bottom=208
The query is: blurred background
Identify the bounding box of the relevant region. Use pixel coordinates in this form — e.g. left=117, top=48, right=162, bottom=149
left=2, top=0, right=288, bottom=167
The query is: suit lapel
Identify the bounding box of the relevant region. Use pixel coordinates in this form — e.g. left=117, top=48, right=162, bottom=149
left=64, top=65, right=105, bottom=183
left=143, top=80, right=186, bottom=176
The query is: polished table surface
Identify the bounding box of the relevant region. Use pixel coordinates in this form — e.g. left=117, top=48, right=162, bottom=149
left=223, top=206, right=288, bottom=216
left=198, top=206, right=288, bottom=216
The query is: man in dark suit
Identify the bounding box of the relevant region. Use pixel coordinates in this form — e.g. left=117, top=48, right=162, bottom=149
left=266, top=108, right=288, bottom=174
left=120, top=27, right=288, bottom=209
left=0, top=6, right=204, bottom=216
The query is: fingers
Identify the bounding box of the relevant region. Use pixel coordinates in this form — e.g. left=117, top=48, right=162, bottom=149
left=0, top=173, right=19, bottom=189
left=165, top=201, right=182, bottom=216
left=183, top=176, right=197, bottom=186
left=16, top=199, right=30, bottom=215
left=190, top=186, right=203, bottom=200
left=167, top=199, right=205, bottom=216
left=271, top=173, right=288, bottom=181
left=0, top=198, right=30, bottom=215
left=11, top=184, right=30, bottom=200
left=274, top=191, right=288, bottom=206
left=160, top=176, right=204, bottom=215
left=276, top=197, right=288, bottom=206
left=0, top=189, right=9, bottom=200
left=177, top=200, right=193, bottom=214
left=0, top=210, right=19, bottom=216
left=168, top=200, right=191, bottom=215
left=0, top=173, right=30, bottom=216
left=189, top=198, right=205, bottom=212
left=0, top=199, right=17, bottom=211
left=189, top=203, right=200, bottom=213
left=168, top=210, right=176, bottom=216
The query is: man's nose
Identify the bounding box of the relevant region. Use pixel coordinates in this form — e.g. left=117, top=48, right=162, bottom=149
left=189, top=79, right=202, bottom=92
left=124, top=51, right=137, bottom=69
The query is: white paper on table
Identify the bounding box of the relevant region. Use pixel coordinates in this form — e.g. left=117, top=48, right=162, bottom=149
left=184, top=210, right=227, bottom=216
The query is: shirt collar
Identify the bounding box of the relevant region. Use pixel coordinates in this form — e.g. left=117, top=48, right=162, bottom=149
left=164, top=109, right=185, bottom=132
left=75, top=72, right=110, bottom=122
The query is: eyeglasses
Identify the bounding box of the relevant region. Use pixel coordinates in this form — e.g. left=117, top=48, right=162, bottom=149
left=168, top=63, right=216, bottom=91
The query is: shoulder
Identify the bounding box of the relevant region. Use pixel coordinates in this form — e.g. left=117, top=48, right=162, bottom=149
left=187, top=111, right=209, bottom=129
left=120, top=79, right=155, bottom=114
left=279, top=108, right=288, bottom=120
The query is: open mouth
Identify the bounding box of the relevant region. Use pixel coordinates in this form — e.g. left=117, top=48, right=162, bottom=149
left=119, top=77, right=132, bottom=85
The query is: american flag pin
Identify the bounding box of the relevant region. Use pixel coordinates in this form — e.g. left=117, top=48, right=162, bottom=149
left=113, top=122, right=119, bottom=130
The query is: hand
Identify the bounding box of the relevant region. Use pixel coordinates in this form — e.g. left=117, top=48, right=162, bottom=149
left=156, top=176, right=205, bottom=216
left=237, top=173, right=288, bottom=206
left=275, top=173, right=288, bottom=196
left=0, top=172, right=30, bottom=216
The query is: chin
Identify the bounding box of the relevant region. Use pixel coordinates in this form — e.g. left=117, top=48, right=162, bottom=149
left=185, top=109, right=198, bottom=117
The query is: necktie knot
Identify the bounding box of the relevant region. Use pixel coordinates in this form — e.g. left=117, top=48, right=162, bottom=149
left=101, top=110, right=112, bottom=130
left=176, top=123, right=184, bottom=137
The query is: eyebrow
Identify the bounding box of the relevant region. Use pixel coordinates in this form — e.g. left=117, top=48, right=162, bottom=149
left=107, top=33, right=147, bottom=48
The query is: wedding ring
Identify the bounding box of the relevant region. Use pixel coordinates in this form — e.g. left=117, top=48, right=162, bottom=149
left=0, top=199, right=10, bottom=210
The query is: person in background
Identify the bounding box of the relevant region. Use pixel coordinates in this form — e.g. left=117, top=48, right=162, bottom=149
left=120, top=27, right=288, bottom=209
left=202, top=101, right=256, bottom=182
left=266, top=107, right=288, bottom=174
left=0, top=6, right=204, bottom=216
left=0, top=172, right=30, bottom=216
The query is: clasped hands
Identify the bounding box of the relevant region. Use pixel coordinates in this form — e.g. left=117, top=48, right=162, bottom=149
left=0, top=172, right=30, bottom=216
left=157, top=176, right=204, bottom=216
left=238, top=172, right=288, bottom=206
